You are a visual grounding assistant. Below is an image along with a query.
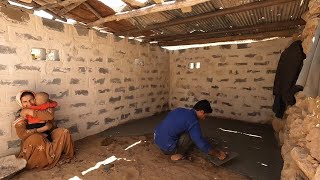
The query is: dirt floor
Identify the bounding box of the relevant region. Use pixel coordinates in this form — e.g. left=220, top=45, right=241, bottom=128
left=13, top=134, right=247, bottom=180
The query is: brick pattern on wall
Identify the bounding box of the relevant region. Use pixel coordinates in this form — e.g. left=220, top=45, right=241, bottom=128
left=0, top=10, right=169, bottom=157
left=169, top=38, right=291, bottom=123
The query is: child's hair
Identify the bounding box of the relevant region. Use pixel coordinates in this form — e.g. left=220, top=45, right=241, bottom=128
left=35, top=92, right=49, bottom=105
left=37, top=92, right=49, bottom=99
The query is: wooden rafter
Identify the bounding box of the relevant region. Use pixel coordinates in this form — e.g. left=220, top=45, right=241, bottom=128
left=57, top=0, right=87, bottom=16
left=35, top=0, right=83, bottom=11
left=159, top=29, right=297, bottom=46
left=83, top=2, right=102, bottom=18
left=3, top=0, right=67, bottom=22
left=88, top=0, right=210, bottom=26
left=147, top=20, right=305, bottom=42
left=119, top=0, right=298, bottom=36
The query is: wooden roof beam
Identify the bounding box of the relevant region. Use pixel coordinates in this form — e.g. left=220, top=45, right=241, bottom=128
left=88, top=0, right=210, bottom=27
left=148, top=19, right=305, bottom=42
left=120, top=0, right=298, bottom=36
left=159, top=29, right=296, bottom=46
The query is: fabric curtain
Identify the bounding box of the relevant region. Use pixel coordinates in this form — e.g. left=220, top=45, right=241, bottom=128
left=296, top=20, right=320, bottom=97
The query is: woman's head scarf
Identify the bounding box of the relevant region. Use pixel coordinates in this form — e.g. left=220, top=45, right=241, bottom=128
left=16, top=90, right=35, bottom=107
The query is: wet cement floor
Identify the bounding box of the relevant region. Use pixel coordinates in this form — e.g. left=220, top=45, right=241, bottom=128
left=99, top=111, right=283, bottom=180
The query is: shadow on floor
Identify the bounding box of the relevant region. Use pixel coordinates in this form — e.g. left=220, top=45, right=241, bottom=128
left=99, top=112, right=283, bottom=180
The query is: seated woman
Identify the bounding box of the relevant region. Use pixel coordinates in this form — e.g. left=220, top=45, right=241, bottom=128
left=13, top=90, right=75, bottom=169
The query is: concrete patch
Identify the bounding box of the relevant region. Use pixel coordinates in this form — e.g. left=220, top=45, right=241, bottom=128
left=71, top=103, right=86, bottom=107
left=70, top=78, right=80, bottom=84
left=75, top=26, right=89, bottom=36
left=15, top=33, right=42, bottom=41
left=7, top=139, right=21, bottom=149
left=68, top=124, right=79, bottom=134
left=75, top=90, right=89, bottom=96
left=237, top=44, right=250, bottom=49
left=87, top=121, right=99, bottom=129
left=0, top=64, right=7, bottom=70
left=42, top=18, right=64, bottom=32
left=104, top=118, right=115, bottom=124
left=110, top=78, right=121, bottom=83
left=0, top=45, right=16, bottom=54
left=0, top=7, right=30, bottom=22
left=15, top=64, right=40, bottom=71
left=109, top=96, right=121, bottom=103
left=220, top=45, right=231, bottom=49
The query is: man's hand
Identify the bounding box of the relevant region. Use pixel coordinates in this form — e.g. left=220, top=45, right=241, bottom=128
left=20, top=109, right=34, bottom=118
left=208, top=149, right=227, bottom=160
left=217, top=151, right=227, bottom=160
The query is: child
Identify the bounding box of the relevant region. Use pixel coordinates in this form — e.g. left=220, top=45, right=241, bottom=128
left=26, top=92, right=57, bottom=142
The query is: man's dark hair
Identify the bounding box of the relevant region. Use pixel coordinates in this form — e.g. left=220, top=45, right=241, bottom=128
left=193, top=99, right=213, bottom=113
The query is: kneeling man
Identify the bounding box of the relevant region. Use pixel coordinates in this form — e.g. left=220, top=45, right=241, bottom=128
left=154, top=100, right=226, bottom=161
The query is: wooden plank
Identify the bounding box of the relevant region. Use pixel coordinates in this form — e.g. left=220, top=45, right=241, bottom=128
left=148, top=19, right=305, bottom=41
left=158, top=29, right=296, bottom=46
left=153, top=0, right=164, bottom=3
left=88, top=0, right=210, bottom=26
left=120, top=0, right=297, bottom=36
left=18, top=0, right=32, bottom=3
left=181, top=6, right=192, bottom=13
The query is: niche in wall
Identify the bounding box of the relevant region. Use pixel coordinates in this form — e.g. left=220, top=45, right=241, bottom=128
left=47, top=49, right=60, bottom=61
left=31, top=48, right=46, bottom=60
left=31, top=48, right=60, bottom=61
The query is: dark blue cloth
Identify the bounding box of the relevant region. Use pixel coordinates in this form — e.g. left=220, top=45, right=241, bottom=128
left=154, top=108, right=212, bottom=154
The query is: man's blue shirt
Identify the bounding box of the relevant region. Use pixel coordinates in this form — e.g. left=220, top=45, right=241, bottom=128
left=154, top=108, right=212, bottom=154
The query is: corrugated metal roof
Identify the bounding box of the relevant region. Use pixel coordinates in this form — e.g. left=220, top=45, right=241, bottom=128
left=129, top=0, right=309, bottom=37
left=6, top=0, right=309, bottom=45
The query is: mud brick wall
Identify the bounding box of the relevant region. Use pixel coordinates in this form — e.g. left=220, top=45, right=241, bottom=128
left=0, top=7, right=169, bottom=157
left=169, top=38, right=292, bottom=123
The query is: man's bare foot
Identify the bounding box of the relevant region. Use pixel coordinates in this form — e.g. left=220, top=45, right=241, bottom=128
left=170, top=154, right=184, bottom=161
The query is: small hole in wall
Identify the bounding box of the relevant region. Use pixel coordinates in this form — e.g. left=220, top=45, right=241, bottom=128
left=31, top=48, right=46, bottom=60
left=196, top=62, right=200, bottom=69
left=47, top=49, right=60, bottom=61
left=134, top=58, right=144, bottom=66
left=189, top=63, right=194, bottom=69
